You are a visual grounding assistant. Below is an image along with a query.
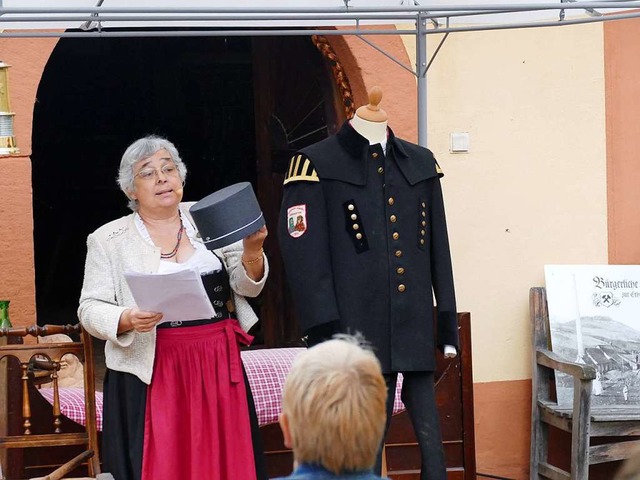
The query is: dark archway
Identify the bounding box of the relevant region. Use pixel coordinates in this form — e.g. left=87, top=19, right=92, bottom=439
left=31, top=33, right=341, bottom=346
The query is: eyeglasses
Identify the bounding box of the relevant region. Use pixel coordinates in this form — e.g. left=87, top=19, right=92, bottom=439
left=134, top=163, right=180, bottom=181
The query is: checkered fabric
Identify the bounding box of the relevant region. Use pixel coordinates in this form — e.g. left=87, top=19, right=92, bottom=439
left=38, top=387, right=104, bottom=431
left=38, top=348, right=406, bottom=430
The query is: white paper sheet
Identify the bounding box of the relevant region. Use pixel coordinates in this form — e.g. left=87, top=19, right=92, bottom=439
left=124, top=268, right=216, bottom=324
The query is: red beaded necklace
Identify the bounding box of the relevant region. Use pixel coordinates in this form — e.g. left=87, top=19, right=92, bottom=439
left=160, top=216, right=184, bottom=259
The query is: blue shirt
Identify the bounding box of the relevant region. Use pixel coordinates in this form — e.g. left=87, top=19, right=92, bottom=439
left=273, top=464, right=387, bottom=480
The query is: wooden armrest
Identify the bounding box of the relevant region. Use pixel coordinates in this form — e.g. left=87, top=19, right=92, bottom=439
left=536, top=348, right=596, bottom=380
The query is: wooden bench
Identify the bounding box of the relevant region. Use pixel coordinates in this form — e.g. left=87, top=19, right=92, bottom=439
left=530, top=287, right=640, bottom=480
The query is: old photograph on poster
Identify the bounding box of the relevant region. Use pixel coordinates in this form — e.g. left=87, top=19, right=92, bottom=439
left=544, top=265, right=640, bottom=407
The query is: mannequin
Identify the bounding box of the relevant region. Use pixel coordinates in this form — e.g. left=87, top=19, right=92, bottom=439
left=349, top=87, right=457, bottom=359
left=279, top=86, right=459, bottom=480
left=349, top=86, right=388, bottom=147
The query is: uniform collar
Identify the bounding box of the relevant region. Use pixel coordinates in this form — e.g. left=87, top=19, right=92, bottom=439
left=336, top=120, right=409, bottom=160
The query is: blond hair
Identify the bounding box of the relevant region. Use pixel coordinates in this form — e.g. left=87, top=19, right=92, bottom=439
left=281, top=335, right=387, bottom=474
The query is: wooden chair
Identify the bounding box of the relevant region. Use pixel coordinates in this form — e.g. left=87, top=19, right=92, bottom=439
left=530, top=287, right=640, bottom=480
left=0, top=324, right=101, bottom=480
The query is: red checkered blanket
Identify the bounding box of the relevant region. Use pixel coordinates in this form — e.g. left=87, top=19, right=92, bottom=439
left=38, top=347, right=406, bottom=429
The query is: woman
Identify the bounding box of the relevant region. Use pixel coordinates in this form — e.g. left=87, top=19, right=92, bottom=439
left=78, top=135, right=269, bottom=480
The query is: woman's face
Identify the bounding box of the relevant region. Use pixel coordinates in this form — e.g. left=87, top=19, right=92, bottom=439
left=129, top=149, right=184, bottom=213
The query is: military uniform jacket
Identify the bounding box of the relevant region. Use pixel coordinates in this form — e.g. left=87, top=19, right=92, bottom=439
left=278, top=121, right=458, bottom=373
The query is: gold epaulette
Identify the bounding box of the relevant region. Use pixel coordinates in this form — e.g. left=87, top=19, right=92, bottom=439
left=284, top=154, right=320, bottom=185
left=435, top=161, right=444, bottom=176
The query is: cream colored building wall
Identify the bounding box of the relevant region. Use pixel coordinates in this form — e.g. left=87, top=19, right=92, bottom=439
left=402, top=24, right=607, bottom=383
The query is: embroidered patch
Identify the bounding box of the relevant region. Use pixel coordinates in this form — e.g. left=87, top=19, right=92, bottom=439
left=287, top=204, right=308, bottom=238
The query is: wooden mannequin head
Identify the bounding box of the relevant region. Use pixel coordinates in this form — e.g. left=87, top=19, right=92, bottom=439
left=354, top=86, right=388, bottom=123
left=350, top=86, right=388, bottom=145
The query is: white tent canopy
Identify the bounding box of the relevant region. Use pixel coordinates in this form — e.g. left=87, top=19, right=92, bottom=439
left=1, top=0, right=640, bottom=33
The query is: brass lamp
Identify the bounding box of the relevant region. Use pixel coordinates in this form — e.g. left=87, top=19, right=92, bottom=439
left=0, top=60, right=19, bottom=155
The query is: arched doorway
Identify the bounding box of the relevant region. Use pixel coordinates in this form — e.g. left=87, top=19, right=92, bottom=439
left=31, top=33, right=346, bottom=346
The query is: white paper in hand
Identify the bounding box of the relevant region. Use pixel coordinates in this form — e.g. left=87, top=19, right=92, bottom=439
left=124, top=268, right=216, bottom=324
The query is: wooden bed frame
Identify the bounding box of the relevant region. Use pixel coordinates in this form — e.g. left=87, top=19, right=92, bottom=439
left=2, top=313, right=475, bottom=480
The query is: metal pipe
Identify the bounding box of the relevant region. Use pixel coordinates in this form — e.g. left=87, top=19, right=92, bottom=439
left=426, top=32, right=450, bottom=73
left=423, top=8, right=640, bottom=32
left=1, top=2, right=639, bottom=14
left=0, top=29, right=419, bottom=38
left=5, top=1, right=639, bottom=11
left=0, top=14, right=422, bottom=23
left=356, top=35, right=417, bottom=76
left=417, top=13, right=428, bottom=147
left=3, top=8, right=640, bottom=39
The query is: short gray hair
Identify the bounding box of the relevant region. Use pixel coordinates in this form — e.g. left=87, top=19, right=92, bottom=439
left=117, top=135, right=188, bottom=211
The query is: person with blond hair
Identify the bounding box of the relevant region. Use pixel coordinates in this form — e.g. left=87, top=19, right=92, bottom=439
left=275, top=336, right=389, bottom=480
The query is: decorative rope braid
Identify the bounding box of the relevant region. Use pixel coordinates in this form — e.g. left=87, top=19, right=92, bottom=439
left=312, top=34, right=356, bottom=120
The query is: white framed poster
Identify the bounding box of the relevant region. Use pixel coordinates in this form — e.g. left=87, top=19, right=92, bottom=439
left=544, top=265, right=640, bottom=407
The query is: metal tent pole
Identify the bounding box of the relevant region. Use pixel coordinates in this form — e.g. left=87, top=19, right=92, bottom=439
left=416, top=12, right=428, bottom=147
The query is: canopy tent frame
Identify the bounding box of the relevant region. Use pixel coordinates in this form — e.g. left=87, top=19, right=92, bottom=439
left=2, top=2, right=640, bottom=145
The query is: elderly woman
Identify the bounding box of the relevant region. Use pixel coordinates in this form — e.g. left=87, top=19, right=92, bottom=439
left=78, top=135, right=268, bottom=480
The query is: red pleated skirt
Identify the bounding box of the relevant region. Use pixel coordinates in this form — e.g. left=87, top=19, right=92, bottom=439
left=141, top=319, right=256, bottom=480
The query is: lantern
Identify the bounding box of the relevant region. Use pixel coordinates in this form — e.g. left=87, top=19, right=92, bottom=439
left=0, top=61, right=19, bottom=155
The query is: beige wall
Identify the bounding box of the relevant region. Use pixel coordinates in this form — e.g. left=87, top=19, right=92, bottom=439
left=402, top=24, right=608, bottom=383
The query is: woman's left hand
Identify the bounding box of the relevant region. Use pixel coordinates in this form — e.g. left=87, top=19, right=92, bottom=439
left=242, top=225, right=268, bottom=258
left=242, top=226, right=268, bottom=281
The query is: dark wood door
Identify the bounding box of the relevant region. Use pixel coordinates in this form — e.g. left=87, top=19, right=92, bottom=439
left=252, top=35, right=344, bottom=347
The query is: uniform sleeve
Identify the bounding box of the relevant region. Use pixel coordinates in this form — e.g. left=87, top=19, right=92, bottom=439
left=77, top=234, right=134, bottom=346
left=278, top=154, right=341, bottom=334
left=429, top=177, right=460, bottom=351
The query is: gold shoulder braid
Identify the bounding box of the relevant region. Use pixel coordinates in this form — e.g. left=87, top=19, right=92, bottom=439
left=284, top=154, right=320, bottom=185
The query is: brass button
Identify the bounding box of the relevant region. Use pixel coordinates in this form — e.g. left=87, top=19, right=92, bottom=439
left=390, top=215, right=397, bottom=223
left=372, top=152, right=379, bottom=158
left=420, top=239, right=425, bottom=245
left=397, top=267, right=405, bottom=275
left=421, top=220, right=426, bottom=227
left=395, top=250, right=402, bottom=258
left=348, top=204, right=355, bottom=211
left=388, top=197, right=395, bottom=206
left=420, top=230, right=425, bottom=236
left=377, top=166, right=384, bottom=174
left=351, top=214, right=357, bottom=221
left=421, top=211, right=426, bottom=217
left=352, top=224, right=359, bottom=231
left=356, top=233, right=363, bottom=240
left=398, top=284, right=406, bottom=292
left=392, top=232, right=399, bottom=240
left=421, top=202, right=426, bottom=208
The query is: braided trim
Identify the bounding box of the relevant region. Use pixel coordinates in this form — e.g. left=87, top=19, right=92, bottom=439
left=312, top=34, right=356, bottom=120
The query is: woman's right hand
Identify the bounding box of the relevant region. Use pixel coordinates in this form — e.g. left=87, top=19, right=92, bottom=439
left=118, top=307, right=163, bottom=334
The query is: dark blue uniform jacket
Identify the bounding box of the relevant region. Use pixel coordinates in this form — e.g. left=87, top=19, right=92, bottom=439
left=278, top=121, right=458, bottom=373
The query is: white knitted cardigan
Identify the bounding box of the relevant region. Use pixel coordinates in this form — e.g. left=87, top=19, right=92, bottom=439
left=78, top=202, right=268, bottom=385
